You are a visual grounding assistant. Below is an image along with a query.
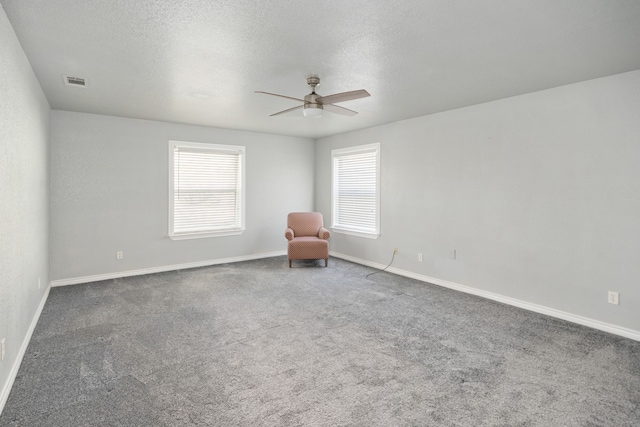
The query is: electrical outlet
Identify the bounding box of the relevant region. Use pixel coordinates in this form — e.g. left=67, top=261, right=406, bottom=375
left=1, top=338, right=5, bottom=362
left=393, top=247, right=398, bottom=255
left=418, top=253, right=423, bottom=262
left=608, top=291, right=619, bottom=305
left=116, top=251, right=123, bottom=260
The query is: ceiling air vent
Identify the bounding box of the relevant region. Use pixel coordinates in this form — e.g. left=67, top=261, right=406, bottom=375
left=63, top=75, right=88, bottom=88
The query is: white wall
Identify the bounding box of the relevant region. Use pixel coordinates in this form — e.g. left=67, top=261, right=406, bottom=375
left=50, top=111, right=314, bottom=281
left=0, top=7, right=50, bottom=410
left=315, top=70, right=640, bottom=333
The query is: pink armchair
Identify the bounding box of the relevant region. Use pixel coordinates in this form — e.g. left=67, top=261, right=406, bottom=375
left=285, top=212, right=331, bottom=267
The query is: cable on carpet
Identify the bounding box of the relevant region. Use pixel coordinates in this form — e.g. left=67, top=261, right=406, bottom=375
left=366, top=250, right=396, bottom=278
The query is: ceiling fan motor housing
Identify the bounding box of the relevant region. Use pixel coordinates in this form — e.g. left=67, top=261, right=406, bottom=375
left=303, top=93, right=323, bottom=116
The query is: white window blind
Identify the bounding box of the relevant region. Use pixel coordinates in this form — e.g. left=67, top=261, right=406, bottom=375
left=169, top=141, right=245, bottom=239
left=331, top=143, right=380, bottom=238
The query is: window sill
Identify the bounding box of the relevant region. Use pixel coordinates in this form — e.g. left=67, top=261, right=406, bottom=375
left=330, top=227, right=380, bottom=239
left=169, top=229, right=245, bottom=240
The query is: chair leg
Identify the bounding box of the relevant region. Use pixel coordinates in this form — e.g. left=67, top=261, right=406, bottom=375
left=289, top=260, right=292, bottom=268
left=325, top=258, right=328, bottom=267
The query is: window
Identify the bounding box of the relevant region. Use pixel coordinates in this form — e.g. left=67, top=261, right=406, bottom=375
left=169, top=141, right=245, bottom=239
left=331, top=143, right=380, bottom=238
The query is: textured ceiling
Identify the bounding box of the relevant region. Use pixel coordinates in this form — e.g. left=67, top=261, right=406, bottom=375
left=3, top=0, right=640, bottom=138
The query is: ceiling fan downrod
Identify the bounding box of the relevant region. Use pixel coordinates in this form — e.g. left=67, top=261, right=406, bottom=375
left=307, top=77, right=320, bottom=94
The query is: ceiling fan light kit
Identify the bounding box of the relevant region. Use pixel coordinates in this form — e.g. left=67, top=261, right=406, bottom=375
left=257, top=77, right=370, bottom=118
left=303, top=104, right=323, bottom=117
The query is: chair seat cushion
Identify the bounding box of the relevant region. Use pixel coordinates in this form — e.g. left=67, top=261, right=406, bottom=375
left=288, top=237, right=329, bottom=260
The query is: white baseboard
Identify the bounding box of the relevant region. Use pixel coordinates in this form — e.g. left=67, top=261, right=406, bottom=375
left=0, top=283, right=51, bottom=415
left=51, top=251, right=286, bottom=287
left=330, top=251, right=640, bottom=342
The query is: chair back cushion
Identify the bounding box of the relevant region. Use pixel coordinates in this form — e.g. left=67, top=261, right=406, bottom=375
left=287, top=212, right=324, bottom=237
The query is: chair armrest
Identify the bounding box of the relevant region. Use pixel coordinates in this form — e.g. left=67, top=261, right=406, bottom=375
left=318, top=227, right=331, bottom=240
left=285, top=227, right=295, bottom=241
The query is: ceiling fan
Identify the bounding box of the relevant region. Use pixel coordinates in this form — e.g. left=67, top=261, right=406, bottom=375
left=256, top=77, right=370, bottom=117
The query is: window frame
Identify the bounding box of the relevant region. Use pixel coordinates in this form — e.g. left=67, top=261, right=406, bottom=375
left=168, top=140, right=246, bottom=240
left=331, top=143, right=381, bottom=239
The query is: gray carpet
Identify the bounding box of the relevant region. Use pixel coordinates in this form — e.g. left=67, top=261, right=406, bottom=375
left=1, top=256, right=639, bottom=426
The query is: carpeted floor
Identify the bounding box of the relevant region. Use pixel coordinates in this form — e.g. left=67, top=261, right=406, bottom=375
left=1, top=256, right=639, bottom=426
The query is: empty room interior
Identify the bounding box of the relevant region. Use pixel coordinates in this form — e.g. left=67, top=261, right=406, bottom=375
left=1, top=1, right=639, bottom=426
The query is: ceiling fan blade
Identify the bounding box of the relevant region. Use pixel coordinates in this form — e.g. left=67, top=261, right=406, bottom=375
left=316, top=89, right=370, bottom=105
left=270, top=105, right=304, bottom=117
left=255, top=91, right=306, bottom=103
left=323, top=103, right=358, bottom=117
